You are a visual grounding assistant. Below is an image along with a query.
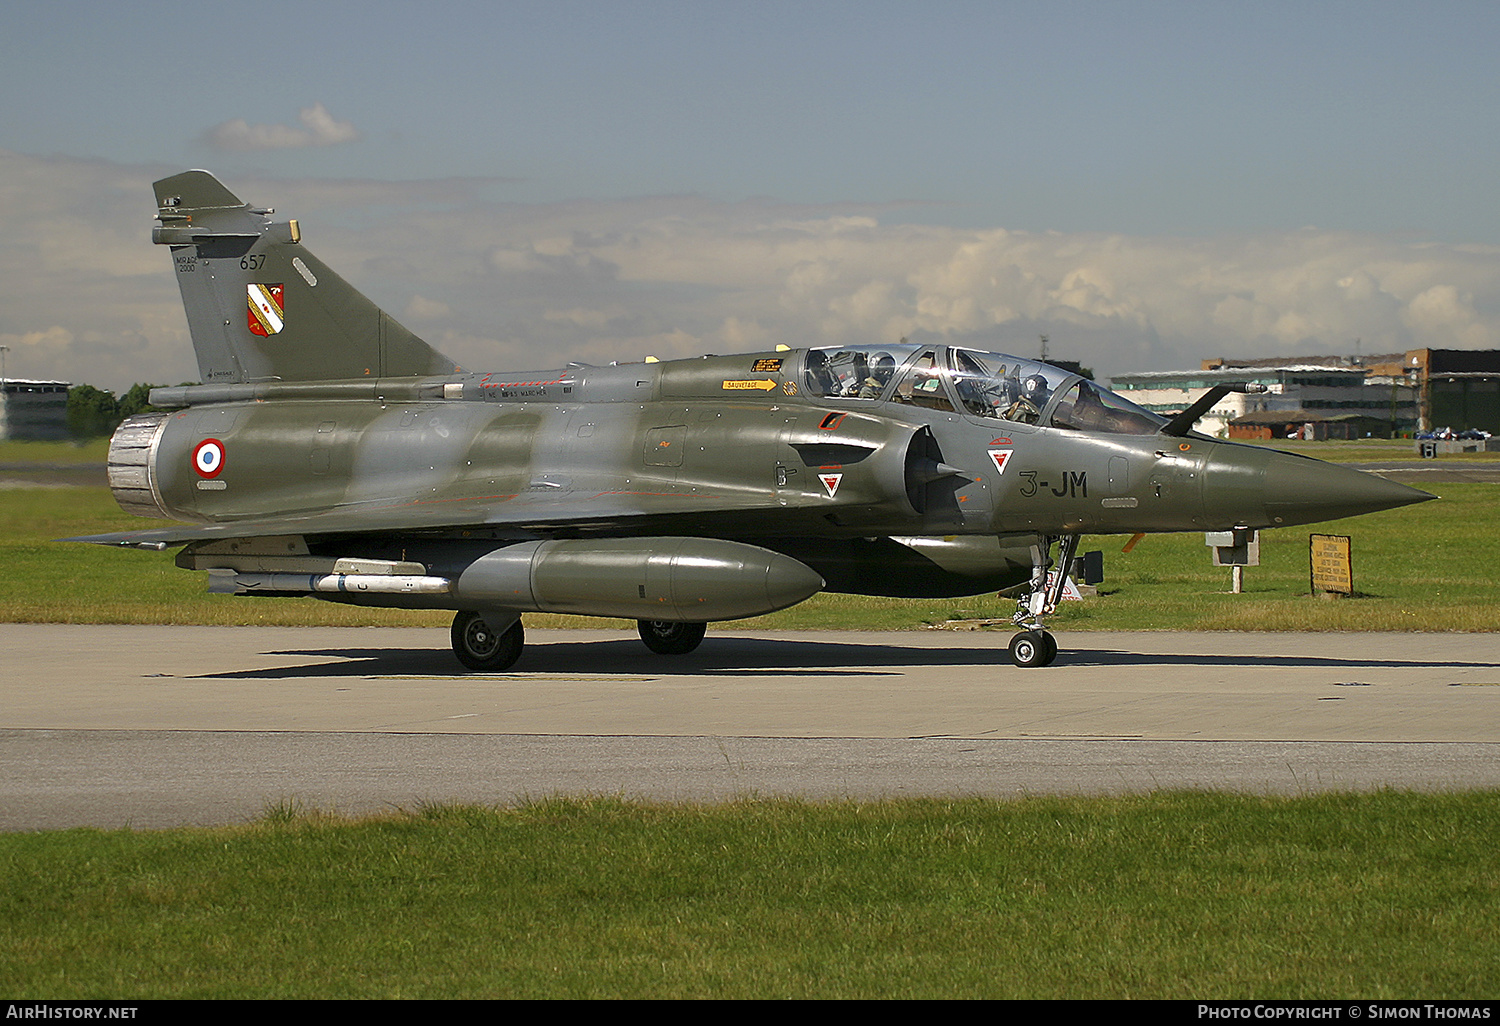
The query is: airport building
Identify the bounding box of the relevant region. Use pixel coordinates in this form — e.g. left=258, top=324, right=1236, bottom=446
left=1384, top=349, right=1500, bottom=434
left=1111, top=348, right=1500, bottom=437
left=1200, top=349, right=1500, bottom=435
left=0, top=380, right=71, bottom=441
left=1109, top=363, right=1418, bottom=439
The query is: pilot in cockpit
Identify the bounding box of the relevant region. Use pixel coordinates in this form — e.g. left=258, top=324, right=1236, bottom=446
left=1001, top=373, right=1050, bottom=424
left=860, top=352, right=896, bottom=398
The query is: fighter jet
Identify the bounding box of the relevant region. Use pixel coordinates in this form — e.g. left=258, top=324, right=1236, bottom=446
left=73, top=171, right=1433, bottom=669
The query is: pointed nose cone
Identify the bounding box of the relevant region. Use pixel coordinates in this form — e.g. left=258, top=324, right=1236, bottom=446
left=763, top=551, right=826, bottom=613
left=1260, top=450, right=1435, bottom=527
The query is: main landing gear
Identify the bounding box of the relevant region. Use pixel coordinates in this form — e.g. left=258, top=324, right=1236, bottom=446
left=1007, top=534, right=1078, bottom=668
left=637, top=619, right=707, bottom=655
left=451, top=610, right=524, bottom=671
left=450, top=612, right=711, bottom=671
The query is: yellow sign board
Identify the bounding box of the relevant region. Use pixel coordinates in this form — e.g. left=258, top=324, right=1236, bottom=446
left=722, top=379, right=778, bottom=391
left=1310, top=534, right=1353, bottom=594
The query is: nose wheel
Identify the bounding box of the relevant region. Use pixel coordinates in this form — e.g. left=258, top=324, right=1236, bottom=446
left=1008, top=629, right=1058, bottom=668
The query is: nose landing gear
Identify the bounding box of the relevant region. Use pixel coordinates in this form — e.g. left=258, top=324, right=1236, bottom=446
left=1008, top=534, right=1077, bottom=667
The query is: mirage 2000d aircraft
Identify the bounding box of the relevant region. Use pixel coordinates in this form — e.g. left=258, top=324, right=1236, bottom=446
left=73, top=171, right=1433, bottom=670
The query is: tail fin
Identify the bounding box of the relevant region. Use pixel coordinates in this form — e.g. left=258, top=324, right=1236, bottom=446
left=152, top=171, right=461, bottom=383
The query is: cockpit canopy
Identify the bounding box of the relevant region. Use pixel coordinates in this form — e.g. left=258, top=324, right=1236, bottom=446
left=802, top=344, right=1164, bottom=435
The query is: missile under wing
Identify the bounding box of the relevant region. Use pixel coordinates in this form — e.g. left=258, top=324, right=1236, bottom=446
left=72, top=172, right=1433, bottom=670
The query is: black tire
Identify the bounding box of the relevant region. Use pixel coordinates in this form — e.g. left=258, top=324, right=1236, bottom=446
left=452, top=611, right=524, bottom=671
left=637, top=620, right=707, bottom=655
left=1009, top=630, right=1051, bottom=668
left=1040, top=631, right=1059, bottom=666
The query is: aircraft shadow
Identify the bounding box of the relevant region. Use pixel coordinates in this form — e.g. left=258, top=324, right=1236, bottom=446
left=187, top=635, right=1500, bottom=680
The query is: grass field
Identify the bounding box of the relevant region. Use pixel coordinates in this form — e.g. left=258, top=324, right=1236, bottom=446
left=0, top=437, right=110, bottom=465
left=2, top=458, right=1494, bottom=632
left=2, top=793, right=1497, bottom=999
left=1233, top=436, right=1500, bottom=464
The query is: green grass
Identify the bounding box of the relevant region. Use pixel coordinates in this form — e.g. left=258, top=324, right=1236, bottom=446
left=2, top=793, right=1495, bottom=999
left=3, top=478, right=1494, bottom=632
left=1037, top=480, right=1500, bottom=632
left=1231, top=436, right=1500, bottom=463
left=0, top=437, right=109, bottom=464
left=0, top=485, right=455, bottom=627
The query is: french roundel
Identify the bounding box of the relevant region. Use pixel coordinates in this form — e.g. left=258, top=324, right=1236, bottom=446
left=192, top=439, right=226, bottom=478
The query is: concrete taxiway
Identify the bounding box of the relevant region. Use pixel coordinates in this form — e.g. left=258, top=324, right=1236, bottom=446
left=3, top=624, right=1497, bottom=830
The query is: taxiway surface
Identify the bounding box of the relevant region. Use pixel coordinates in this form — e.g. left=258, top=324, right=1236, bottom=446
left=3, top=624, right=1497, bottom=830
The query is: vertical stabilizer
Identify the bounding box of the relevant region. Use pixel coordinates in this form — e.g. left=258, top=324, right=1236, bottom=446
left=152, top=171, right=460, bottom=383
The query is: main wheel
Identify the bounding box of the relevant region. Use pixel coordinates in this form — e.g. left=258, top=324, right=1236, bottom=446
left=452, top=611, right=524, bottom=671
left=637, top=619, right=707, bottom=655
left=1009, top=629, right=1054, bottom=668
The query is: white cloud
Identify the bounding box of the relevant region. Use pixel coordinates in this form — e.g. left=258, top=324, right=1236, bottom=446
left=4, top=151, right=1500, bottom=392
left=2, top=325, right=74, bottom=352
left=1403, top=284, right=1492, bottom=348
left=543, top=306, right=630, bottom=330
left=205, top=103, right=360, bottom=152
left=403, top=295, right=451, bottom=321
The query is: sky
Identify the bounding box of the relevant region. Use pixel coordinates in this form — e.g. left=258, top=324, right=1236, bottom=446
left=2, top=0, right=1499, bottom=392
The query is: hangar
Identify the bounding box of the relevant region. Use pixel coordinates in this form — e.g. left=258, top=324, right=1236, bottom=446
left=0, top=379, right=70, bottom=441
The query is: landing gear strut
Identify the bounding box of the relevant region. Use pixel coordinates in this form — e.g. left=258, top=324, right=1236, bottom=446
left=1008, top=534, right=1078, bottom=667
left=451, top=610, right=524, bottom=671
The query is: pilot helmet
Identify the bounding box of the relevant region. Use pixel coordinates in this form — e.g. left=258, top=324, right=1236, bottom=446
left=871, top=352, right=896, bottom=383
left=1022, top=374, right=1049, bottom=399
